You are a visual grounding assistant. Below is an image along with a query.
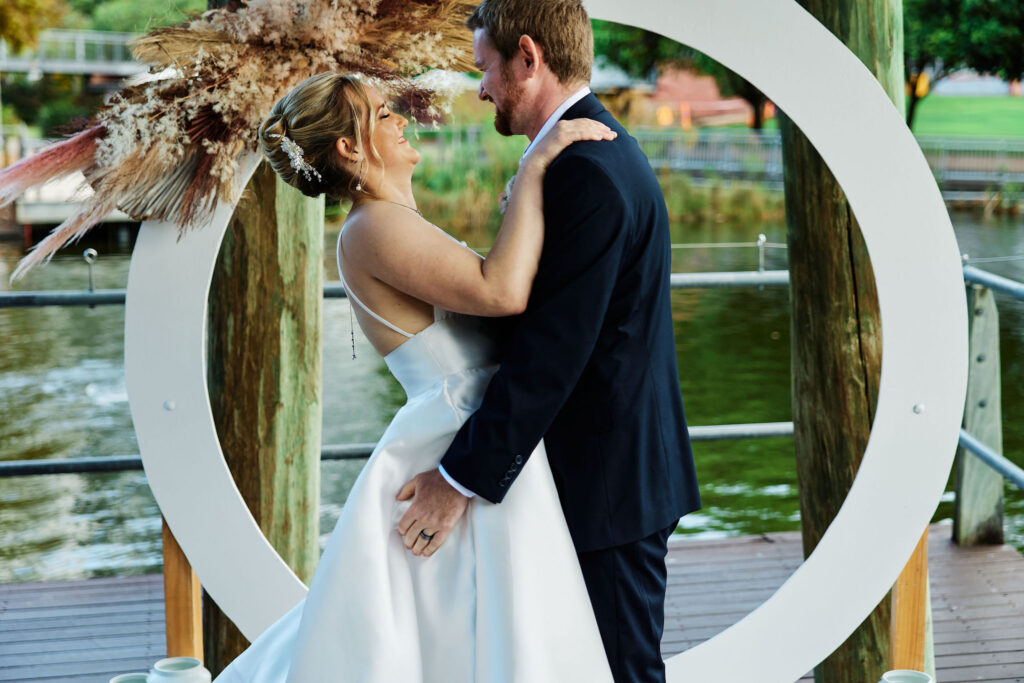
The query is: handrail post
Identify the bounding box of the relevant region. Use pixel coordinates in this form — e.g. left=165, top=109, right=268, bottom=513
left=954, top=284, right=1005, bottom=545
left=162, top=517, right=204, bottom=660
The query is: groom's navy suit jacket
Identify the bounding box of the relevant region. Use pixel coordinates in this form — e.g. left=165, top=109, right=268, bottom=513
left=441, top=94, right=700, bottom=553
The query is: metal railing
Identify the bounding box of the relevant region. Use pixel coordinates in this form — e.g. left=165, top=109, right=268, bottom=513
left=425, top=127, right=1024, bottom=195
left=0, top=423, right=799, bottom=478
left=0, top=29, right=142, bottom=77
left=2, top=253, right=1023, bottom=549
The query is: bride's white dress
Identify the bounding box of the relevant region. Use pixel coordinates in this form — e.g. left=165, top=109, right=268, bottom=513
left=213, top=233, right=613, bottom=682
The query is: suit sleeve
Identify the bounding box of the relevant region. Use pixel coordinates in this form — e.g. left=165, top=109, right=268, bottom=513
left=439, top=153, right=628, bottom=503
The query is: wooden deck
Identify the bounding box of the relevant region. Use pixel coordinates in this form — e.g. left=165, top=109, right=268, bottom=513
left=2, top=523, right=1022, bottom=682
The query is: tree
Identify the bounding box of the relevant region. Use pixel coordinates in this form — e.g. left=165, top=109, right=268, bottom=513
left=592, top=19, right=770, bottom=129
left=905, top=0, right=1024, bottom=130
left=904, top=0, right=964, bottom=129
left=0, top=0, right=66, bottom=53
left=962, top=0, right=1024, bottom=82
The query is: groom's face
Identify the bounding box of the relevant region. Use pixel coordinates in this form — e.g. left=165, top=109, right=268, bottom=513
left=473, top=29, right=526, bottom=137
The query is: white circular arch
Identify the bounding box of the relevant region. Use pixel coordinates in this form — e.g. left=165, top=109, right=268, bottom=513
left=124, top=1, right=968, bottom=680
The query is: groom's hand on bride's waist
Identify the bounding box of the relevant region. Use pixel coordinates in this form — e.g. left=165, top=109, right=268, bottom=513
left=396, top=469, right=470, bottom=557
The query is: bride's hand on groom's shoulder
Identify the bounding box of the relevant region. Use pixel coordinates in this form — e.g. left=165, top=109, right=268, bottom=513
left=395, top=469, right=470, bottom=558
left=522, top=118, right=617, bottom=172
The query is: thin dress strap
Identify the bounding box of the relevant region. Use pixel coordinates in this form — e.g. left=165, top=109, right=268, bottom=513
left=336, top=230, right=415, bottom=339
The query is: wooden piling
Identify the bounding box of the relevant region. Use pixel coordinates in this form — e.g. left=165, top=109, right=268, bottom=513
left=780, top=1, right=905, bottom=680
left=955, top=284, right=1004, bottom=546
left=202, top=162, right=324, bottom=674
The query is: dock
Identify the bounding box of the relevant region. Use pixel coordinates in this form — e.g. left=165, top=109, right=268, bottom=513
left=1, top=523, right=1022, bottom=682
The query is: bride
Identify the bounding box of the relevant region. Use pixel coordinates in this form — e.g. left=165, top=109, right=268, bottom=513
left=212, top=71, right=617, bottom=682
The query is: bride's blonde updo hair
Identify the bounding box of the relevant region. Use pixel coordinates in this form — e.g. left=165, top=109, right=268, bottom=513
left=258, top=72, right=381, bottom=201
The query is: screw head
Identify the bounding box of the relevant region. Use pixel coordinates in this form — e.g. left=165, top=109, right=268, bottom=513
left=978, top=399, right=988, bottom=408
left=977, top=354, right=986, bottom=362
left=163, top=400, right=176, bottom=411
left=913, top=403, right=926, bottom=415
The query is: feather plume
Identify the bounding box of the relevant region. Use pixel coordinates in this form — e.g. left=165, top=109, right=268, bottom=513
left=10, top=195, right=121, bottom=281
left=0, top=126, right=105, bottom=209
left=5, top=0, right=476, bottom=282
left=130, top=26, right=236, bottom=70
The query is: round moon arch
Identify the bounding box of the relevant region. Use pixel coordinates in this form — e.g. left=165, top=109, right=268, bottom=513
left=124, top=0, right=968, bottom=680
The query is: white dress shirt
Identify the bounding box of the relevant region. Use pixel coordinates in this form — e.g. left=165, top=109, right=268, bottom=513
left=439, top=86, right=593, bottom=500
left=521, top=86, right=592, bottom=161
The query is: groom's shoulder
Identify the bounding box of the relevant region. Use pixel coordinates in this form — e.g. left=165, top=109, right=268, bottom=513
left=546, top=147, right=621, bottom=200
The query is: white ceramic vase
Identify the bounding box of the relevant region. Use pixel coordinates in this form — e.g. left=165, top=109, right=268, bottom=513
left=146, top=657, right=212, bottom=683
left=879, top=671, right=935, bottom=683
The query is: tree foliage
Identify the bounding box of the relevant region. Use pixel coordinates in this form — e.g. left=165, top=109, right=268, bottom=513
left=597, top=4, right=1024, bottom=132
left=901, top=0, right=1023, bottom=128
left=89, top=0, right=206, bottom=33
left=0, top=0, right=67, bottom=53
left=961, top=0, right=1024, bottom=82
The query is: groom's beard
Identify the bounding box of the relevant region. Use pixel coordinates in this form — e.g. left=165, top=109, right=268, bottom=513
left=493, top=68, right=525, bottom=137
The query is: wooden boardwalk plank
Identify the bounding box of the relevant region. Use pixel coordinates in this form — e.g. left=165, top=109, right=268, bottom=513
left=2, top=524, right=1022, bottom=681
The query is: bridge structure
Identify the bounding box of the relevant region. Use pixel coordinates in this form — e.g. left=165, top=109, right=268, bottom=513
left=0, top=29, right=143, bottom=77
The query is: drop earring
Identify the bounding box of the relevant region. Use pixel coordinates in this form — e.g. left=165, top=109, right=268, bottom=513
left=355, top=159, right=366, bottom=193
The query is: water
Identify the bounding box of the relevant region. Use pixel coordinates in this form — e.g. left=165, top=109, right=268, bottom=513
left=2, top=211, right=1023, bottom=583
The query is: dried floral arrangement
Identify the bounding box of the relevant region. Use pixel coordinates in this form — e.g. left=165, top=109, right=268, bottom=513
left=0, top=0, right=475, bottom=281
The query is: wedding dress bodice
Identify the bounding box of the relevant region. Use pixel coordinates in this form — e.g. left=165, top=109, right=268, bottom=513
left=384, top=314, right=500, bottom=399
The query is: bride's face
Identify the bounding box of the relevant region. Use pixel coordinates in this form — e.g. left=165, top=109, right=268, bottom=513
left=362, top=87, right=420, bottom=184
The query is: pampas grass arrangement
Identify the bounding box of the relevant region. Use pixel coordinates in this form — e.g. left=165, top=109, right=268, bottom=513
left=1, top=0, right=475, bottom=281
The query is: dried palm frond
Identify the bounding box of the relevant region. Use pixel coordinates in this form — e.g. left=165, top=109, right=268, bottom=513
left=0, top=126, right=104, bottom=209
left=4, top=0, right=475, bottom=281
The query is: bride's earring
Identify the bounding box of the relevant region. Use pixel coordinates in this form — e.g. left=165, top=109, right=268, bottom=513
left=355, top=159, right=366, bottom=193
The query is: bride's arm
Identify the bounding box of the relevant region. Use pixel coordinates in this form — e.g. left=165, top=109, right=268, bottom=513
left=342, top=119, right=615, bottom=317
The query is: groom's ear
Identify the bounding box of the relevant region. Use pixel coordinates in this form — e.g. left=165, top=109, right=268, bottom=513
left=517, top=34, right=544, bottom=77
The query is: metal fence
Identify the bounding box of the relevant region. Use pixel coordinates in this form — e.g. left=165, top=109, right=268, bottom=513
left=1, top=259, right=1021, bottom=503
left=421, top=126, right=1024, bottom=195
left=0, top=29, right=142, bottom=77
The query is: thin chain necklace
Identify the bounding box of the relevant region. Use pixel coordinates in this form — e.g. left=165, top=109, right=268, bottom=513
left=352, top=198, right=423, bottom=217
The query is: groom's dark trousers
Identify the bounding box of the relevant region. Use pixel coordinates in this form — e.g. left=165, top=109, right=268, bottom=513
left=441, top=94, right=700, bottom=682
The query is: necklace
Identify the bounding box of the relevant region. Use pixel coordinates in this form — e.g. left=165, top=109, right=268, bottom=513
left=353, top=199, right=423, bottom=217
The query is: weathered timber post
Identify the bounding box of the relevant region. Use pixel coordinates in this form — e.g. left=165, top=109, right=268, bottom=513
left=202, top=161, right=324, bottom=673
left=778, top=2, right=906, bottom=681
left=954, top=284, right=1004, bottom=545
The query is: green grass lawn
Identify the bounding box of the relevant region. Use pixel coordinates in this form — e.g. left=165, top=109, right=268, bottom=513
left=710, top=96, right=1024, bottom=138
left=910, top=96, right=1024, bottom=138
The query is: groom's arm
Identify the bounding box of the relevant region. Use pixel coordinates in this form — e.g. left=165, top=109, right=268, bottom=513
left=440, top=152, right=628, bottom=503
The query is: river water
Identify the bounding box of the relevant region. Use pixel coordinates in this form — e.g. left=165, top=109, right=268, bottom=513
left=1, top=211, right=1022, bottom=583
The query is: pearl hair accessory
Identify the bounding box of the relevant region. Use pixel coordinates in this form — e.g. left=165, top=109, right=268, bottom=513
left=270, top=133, right=322, bottom=183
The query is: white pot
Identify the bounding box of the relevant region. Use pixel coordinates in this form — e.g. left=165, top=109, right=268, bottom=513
left=880, top=671, right=934, bottom=683
left=146, top=657, right=212, bottom=683
left=110, top=675, right=149, bottom=683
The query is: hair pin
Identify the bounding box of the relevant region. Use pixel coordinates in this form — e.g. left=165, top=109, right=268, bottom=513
left=270, top=133, right=323, bottom=183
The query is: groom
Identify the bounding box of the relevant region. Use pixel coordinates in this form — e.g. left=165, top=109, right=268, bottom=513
left=397, top=0, right=700, bottom=680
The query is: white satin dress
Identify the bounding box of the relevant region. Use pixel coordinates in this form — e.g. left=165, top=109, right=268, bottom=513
left=213, top=229, right=613, bottom=683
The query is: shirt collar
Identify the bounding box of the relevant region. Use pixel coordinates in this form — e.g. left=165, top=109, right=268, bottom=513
left=521, top=86, right=592, bottom=160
